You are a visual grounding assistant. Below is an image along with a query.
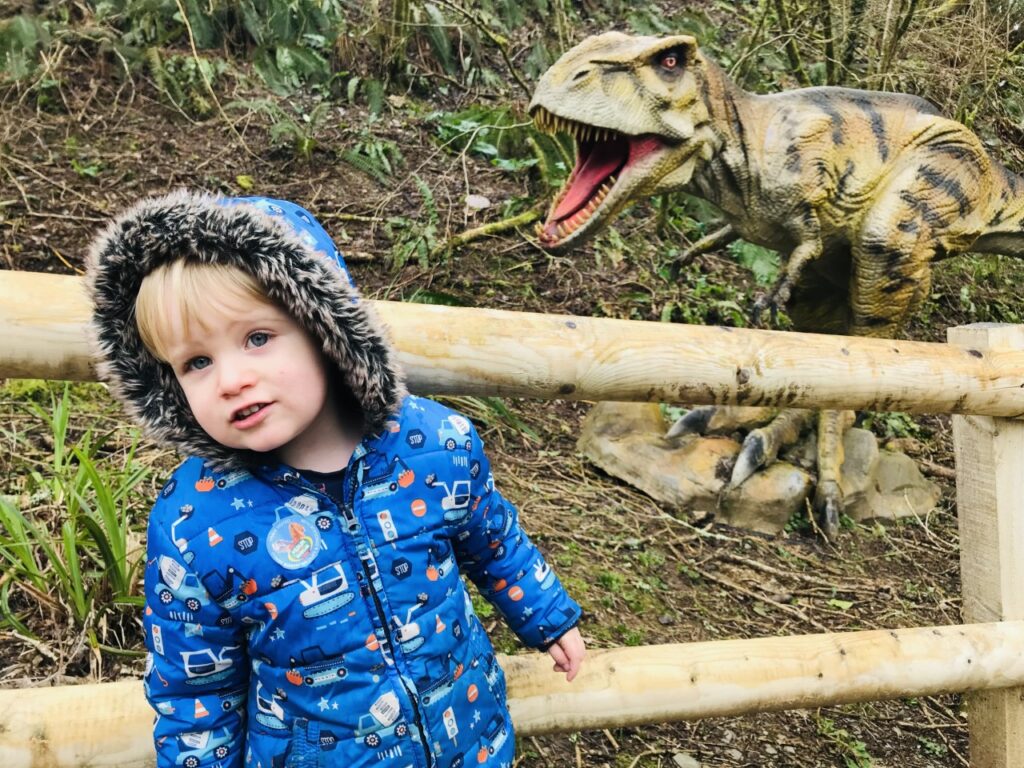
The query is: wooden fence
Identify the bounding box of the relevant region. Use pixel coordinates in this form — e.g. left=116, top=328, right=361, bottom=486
left=1, top=271, right=1023, bottom=767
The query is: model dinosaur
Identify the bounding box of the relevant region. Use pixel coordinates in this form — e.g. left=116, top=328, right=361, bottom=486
left=529, top=31, right=1024, bottom=536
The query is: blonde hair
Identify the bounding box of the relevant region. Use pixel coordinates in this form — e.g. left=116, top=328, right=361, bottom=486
left=135, top=260, right=271, bottom=361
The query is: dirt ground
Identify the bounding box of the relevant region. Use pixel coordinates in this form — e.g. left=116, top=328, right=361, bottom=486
left=3, top=21, right=1023, bottom=768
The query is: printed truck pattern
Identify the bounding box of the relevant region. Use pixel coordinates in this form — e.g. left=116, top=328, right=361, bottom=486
left=143, top=396, right=581, bottom=768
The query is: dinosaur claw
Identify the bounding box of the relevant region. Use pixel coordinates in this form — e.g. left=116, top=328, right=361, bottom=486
left=750, top=295, right=768, bottom=328
left=666, top=406, right=714, bottom=438
left=730, top=431, right=767, bottom=486
left=814, top=480, right=843, bottom=539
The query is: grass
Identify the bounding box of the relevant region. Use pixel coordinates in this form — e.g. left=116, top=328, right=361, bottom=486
left=0, top=381, right=156, bottom=668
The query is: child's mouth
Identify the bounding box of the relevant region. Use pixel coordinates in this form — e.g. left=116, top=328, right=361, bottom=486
left=233, top=403, right=268, bottom=423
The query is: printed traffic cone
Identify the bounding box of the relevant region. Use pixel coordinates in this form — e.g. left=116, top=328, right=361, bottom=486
left=194, top=698, right=209, bottom=718
left=208, top=527, right=223, bottom=546
left=436, top=614, right=446, bottom=633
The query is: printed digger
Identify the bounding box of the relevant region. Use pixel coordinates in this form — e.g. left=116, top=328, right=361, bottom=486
left=528, top=31, right=1024, bottom=537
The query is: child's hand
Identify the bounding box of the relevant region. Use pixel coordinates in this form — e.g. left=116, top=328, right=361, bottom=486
left=547, top=626, right=586, bottom=682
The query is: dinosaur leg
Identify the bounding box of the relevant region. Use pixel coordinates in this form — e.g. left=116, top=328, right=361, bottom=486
left=807, top=200, right=938, bottom=533
left=730, top=408, right=814, bottom=486
left=790, top=259, right=856, bottom=536
left=813, top=408, right=856, bottom=538
left=667, top=224, right=738, bottom=279
left=752, top=231, right=823, bottom=326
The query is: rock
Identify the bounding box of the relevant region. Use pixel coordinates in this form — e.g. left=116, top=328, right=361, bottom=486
left=863, top=450, right=941, bottom=521
left=464, top=194, right=491, bottom=213
left=838, top=427, right=880, bottom=511
left=578, top=402, right=735, bottom=516
left=719, top=461, right=814, bottom=534
left=841, top=428, right=939, bottom=523
left=672, top=753, right=701, bottom=768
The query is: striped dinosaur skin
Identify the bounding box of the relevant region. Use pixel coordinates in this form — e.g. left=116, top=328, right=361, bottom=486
left=530, top=32, right=1024, bottom=536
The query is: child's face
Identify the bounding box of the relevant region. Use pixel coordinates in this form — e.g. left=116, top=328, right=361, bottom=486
left=160, top=292, right=345, bottom=468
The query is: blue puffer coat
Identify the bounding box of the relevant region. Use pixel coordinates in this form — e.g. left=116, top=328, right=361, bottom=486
left=86, top=193, right=581, bottom=768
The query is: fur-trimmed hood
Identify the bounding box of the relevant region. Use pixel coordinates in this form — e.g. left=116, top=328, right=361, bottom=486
left=86, top=191, right=406, bottom=469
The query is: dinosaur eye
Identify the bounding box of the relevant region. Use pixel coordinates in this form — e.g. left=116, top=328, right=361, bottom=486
left=660, top=51, right=680, bottom=70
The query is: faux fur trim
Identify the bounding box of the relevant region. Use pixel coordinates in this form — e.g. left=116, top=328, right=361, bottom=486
left=86, top=190, right=407, bottom=470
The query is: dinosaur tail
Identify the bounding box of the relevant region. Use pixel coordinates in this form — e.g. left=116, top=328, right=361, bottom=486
left=972, top=164, right=1024, bottom=257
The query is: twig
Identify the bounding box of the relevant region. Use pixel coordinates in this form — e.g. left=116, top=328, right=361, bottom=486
left=627, top=749, right=665, bottom=768
left=50, top=246, right=84, bottom=275
left=430, top=209, right=541, bottom=258
left=0, top=150, right=107, bottom=212
left=602, top=729, right=620, bottom=751
left=529, top=736, right=549, bottom=758
left=918, top=457, right=956, bottom=480
left=694, top=563, right=830, bottom=632
left=319, top=212, right=385, bottom=224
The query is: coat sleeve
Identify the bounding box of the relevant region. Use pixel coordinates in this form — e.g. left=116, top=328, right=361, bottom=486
left=143, top=494, right=249, bottom=768
left=451, top=422, right=581, bottom=649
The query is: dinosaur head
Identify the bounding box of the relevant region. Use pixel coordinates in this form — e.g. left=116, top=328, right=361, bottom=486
left=530, top=32, right=717, bottom=252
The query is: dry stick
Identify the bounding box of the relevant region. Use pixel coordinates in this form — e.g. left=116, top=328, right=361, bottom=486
left=720, top=552, right=876, bottom=592
left=919, top=456, right=957, bottom=480
left=694, top=564, right=830, bottom=633
left=1, top=151, right=106, bottom=211
left=172, top=0, right=257, bottom=161
left=430, top=209, right=542, bottom=258
left=49, top=247, right=82, bottom=275
left=602, top=729, right=620, bottom=751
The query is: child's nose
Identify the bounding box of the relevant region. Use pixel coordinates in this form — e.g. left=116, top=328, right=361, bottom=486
left=217, top=360, right=257, bottom=396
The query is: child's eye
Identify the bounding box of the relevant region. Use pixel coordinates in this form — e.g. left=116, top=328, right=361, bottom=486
left=185, top=356, right=212, bottom=372
left=248, top=332, right=270, bottom=348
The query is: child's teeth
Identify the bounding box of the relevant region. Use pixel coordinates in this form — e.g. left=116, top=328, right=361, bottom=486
left=239, top=405, right=261, bottom=418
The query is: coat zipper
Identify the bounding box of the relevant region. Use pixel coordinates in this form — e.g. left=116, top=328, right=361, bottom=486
left=283, top=460, right=434, bottom=767
left=343, top=459, right=434, bottom=768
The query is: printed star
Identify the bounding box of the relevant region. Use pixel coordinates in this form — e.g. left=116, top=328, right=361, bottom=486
left=473, top=709, right=481, bottom=726
left=247, top=500, right=254, bottom=508
left=318, top=697, right=330, bottom=711
left=332, top=701, right=339, bottom=710
left=271, top=628, right=286, bottom=641
left=231, top=498, right=245, bottom=510
left=522, top=606, right=533, bottom=617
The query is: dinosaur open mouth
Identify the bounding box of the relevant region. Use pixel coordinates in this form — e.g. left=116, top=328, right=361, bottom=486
left=532, top=106, right=664, bottom=246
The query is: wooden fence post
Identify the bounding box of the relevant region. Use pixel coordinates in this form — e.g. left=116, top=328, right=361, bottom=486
left=949, top=323, right=1024, bottom=767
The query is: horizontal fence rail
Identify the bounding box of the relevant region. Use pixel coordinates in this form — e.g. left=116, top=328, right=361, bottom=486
left=1, top=622, right=1023, bottom=767
left=3, top=271, right=1024, bottom=416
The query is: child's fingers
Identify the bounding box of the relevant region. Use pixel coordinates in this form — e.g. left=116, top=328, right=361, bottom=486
left=548, top=641, right=569, bottom=672
left=564, top=654, right=580, bottom=682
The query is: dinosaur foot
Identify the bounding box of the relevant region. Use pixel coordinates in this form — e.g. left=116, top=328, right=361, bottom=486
left=730, top=430, right=767, bottom=487
left=665, top=405, right=714, bottom=438
left=580, top=403, right=941, bottom=537
left=814, top=479, right=842, bottom=539
left=750, top=293, right=783, bottom=328
left=751, top=280, right=796, bottom=328
left=667, top=405, right=779, bottom=440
